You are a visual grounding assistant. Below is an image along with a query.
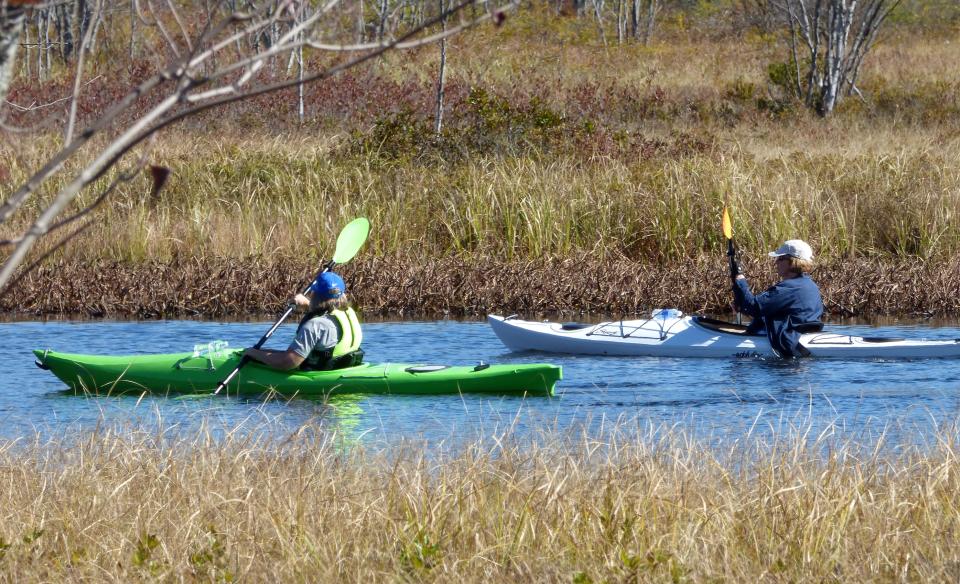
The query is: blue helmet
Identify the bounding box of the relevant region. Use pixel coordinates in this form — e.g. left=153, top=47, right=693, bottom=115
left=310, top=272, right=346, bottom=300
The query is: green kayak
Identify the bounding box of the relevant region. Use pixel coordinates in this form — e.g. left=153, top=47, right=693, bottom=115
left=33, top=349, right=561, bottom=398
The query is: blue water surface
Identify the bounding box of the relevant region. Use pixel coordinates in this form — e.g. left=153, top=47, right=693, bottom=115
left=4, top=318, right=960, bottom=450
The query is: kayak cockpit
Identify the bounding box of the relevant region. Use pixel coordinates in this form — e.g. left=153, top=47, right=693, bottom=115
left=691, top=316, right=825, bottom=336
left=505, top=314, right=595, bottom=333
left=692, top=316, right=756, bottom=336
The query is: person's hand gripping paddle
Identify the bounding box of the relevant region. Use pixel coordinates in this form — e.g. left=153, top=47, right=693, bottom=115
left=213, top=217, right=370, bottom=395
left=723, top=207, right=742, bottom=324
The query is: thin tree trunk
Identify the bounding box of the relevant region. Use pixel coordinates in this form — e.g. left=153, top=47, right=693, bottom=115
left=297, top=26, right=304, bottom=124
left=617, top=0, right=625, bottom=45
left=592, top=0, right=607, bottom=47
left=821, top=0, right=854, bottom=115
left=129, top=0, right=136, bottom=60
left=66, top=0, right=104, bottom=143
left=805, top=0, right=821, bottom=107
left=377, top=0, right=387, bottom=40
left=843, top=2, right=886, bottom=96
left=35, top=10, right=43, bottom=80
left=43, top=8, right=51, bottom=77
left=71, top=0, right=83, bottom=60
left=434, top=0, right=447, bottom=135
left=0, top=3, right=25, bottom=102
left=787, top=12, right=804, bottom=97
left=22, top=10, right=30, bottom=81
left=643, top=0, right=657, bottom=44
left=357, top=0, right=364, bottom=43
left=54, top=3, right=67, bottom=60
left=87, top=0, right=104, bottom=56
left=270, top=17, right=279, bottom=73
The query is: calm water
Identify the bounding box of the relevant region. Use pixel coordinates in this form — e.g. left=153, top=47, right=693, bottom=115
left=5, top=318, right=960, bottom=449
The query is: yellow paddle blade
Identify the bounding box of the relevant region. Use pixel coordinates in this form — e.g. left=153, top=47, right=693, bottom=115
left=722, top=207, right=733, bottom=240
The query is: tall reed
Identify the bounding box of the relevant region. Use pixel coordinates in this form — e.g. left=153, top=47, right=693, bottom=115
left=6, top=136, right=957, bottom=264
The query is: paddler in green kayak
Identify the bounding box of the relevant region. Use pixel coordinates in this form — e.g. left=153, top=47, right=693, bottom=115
left=241, top=272, right=364, bottom=371
left=731, top=239, right=824, bottom=358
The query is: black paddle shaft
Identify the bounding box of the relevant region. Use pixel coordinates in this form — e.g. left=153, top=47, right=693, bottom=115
left=727, top=238, right=744, bottom=325
left=727, top=238, right=740, bottom=280
left=213, top=259, right=335, bottom=394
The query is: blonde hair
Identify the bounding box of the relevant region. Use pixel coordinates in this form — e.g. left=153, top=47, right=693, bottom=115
left=786, top=256, right=815, bottom=275
left=310, top=294, right=350, bottom=313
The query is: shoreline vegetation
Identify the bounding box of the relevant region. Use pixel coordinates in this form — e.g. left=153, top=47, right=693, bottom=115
left=3, top=253, right=960, bottom=319
left=1, top=418, right=958, bottom=581
left=2, top=4, right=960, bottom=319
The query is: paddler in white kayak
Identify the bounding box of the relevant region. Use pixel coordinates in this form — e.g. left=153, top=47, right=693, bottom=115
left=241, top=272, right=364, bottom=371
left=731, top=239, right=824, bottom=358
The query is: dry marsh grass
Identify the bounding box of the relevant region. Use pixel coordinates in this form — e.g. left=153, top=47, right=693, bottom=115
left=1, top=417, right=959, bottom=581
left=4, top=136, right=960, bottom=263
left=5, top=252, right=960, bottom=319
left=3, top=7, right=960, bottom=317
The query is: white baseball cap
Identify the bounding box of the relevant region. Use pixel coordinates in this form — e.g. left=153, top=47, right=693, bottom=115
left=768, top=239, right=814, bottom=261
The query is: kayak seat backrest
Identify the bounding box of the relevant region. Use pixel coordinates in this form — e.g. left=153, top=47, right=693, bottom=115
left=561, top=322, right=593, bottom=331
left=332, top=349, right=364, bottom=368
left=301, top=349, right=364, bottom=371
left=693, top=316, right=755, bottom=336
left=794, top=321, right=824, bottom=333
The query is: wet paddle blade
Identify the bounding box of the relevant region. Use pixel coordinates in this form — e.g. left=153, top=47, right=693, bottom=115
left=722, top=207, right=733, bottom=240
left=332, top=217, right=370, bottom=265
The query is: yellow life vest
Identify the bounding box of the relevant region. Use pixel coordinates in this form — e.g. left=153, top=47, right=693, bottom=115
left=330, top=307, right=363, bottom=357
left=299, top=306, right=363, bottom=370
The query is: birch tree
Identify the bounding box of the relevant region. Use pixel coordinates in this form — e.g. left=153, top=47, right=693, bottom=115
left=771, top=0, right=900, bottom=116
left=629, top=0, right=664, bottom=45
left=0, top=1, right=30, bottom=102
left=0, top=0, right=514, bottom=296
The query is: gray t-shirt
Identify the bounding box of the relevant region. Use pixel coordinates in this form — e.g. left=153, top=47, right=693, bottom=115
left=289, top=315, right=339, bottom=359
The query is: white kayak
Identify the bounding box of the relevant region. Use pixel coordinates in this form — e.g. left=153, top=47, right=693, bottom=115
left=488, top=311, right=960, bottom=359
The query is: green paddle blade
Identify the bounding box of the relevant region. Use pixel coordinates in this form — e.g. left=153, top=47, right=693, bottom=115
left=332, top=217, right=370, bottom=264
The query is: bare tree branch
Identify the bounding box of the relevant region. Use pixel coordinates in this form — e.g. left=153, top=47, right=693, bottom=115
left=0, top=69, right=171, bottom=224
left=0, top=1, right=242, bottom=225
left=0, top=0, right=518, bottom=295
left=0, top=135, right=156, bottom=249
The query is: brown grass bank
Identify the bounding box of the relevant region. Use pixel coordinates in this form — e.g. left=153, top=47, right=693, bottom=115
left=1, top=420, right=959, bottom=581
left=3, top=253, right=959, bottom=319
